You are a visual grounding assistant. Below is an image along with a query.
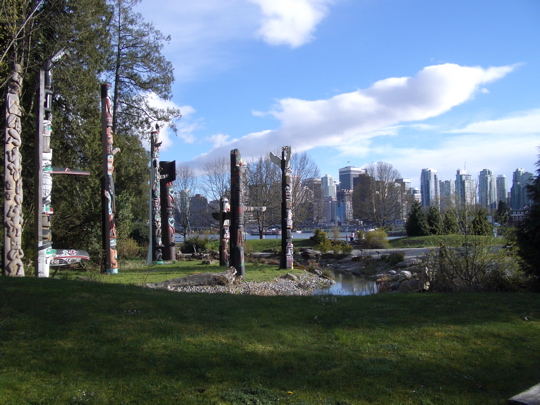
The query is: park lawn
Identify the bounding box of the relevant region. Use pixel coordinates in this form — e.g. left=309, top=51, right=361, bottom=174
left=1, top=276, right=539, bottom=404
left=388, top=234, right=498, bottom=248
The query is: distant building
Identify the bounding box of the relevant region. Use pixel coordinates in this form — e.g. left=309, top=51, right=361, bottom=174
left=478, top=169, right=497, bottom=210
left=496, top=175, right=508, bottom=205
left=337, top=189, right=353, bottom=224
left=439, top=179, right=456, bottom=209
left=456, top=169, right=476, bottom=206
left=303, top=177, right=322, bottom=224
left=420, top=168, right=439, bottom=207
left=339, top=166, right=365, bottom=191
left=321, top=174, right=337, bottom=198
left=511, top=168, right=534, bottom=210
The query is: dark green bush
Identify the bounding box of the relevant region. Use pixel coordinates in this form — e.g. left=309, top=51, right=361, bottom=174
left=182, top=235, right=211, bottom=253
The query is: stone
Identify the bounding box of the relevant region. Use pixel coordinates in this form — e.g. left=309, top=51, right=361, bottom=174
left=508, top=383, right=540, bottom=405
left=280, top=273, right=298, bottom=281
left=145, top=267, right=237, bottom=289
left=398, top=278, right=420, bottom=292
left=399, top=270, right=412, bottom=280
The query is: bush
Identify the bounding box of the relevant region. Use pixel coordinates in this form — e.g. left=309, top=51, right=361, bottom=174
left=117, top=238, right=143, bottom=259
left=332, top=240, right=353, bottom=255
left=182, top=235, right=211, bottom=253
left=387, top=251, right=405, bottom=265
left=310, top=228, right=328, bottom=245
left=364, top=229, right=389, bottom=249
left=316, top=238, right=333, bottom=254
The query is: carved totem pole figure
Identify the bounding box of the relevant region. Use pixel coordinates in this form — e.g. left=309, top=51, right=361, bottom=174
left=3, top=64, right=24, bottom=276
left=212, top=197, right=230, bottom=266
left=270, top=146, right=294, bottom=269
left=101, top=84, right=120, bottom=273
left=159, top=160, right=176, bottom=261
left=229, top=149, right=245, bottom=277
left=148, top=125, right=164, bottom=264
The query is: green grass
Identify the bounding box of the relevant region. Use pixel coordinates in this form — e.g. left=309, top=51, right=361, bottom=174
left=1, top=277, right=539, bottom=404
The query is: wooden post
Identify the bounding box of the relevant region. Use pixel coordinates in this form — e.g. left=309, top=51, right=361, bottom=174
left=229, top=149, right=245, bottom=277
left=101, top=84, right=119, bottom=273
left=159, top=160, right=176, bottom=261
left=4, top=64, right=24, bottom=276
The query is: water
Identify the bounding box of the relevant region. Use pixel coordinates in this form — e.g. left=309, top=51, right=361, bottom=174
left=313, top=271, right=378, bottom=296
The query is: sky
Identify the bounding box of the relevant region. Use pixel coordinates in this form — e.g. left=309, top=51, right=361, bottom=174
left=135, top=0, right=540, bottom=190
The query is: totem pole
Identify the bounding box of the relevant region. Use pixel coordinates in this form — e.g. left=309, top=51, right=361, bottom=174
left=270, top=146, right=294, bottom=269
left=212, top=197, right=230, bottom=266
left=3, top=64, right=24, bottom=276
left=101, top=84, right=120, bottom=274
left=229, top=149, right=245, bottom=277
left=148, top=125, right=164, bottom=264
left=159, top=160, right=176, bottom=261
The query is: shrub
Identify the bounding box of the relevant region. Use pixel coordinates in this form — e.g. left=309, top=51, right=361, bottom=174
left=332, top=240, right=353, bottom=255
left=364, top=229, right=389, bottom=249
left=310, top=228, right=328, bottom=245
left=182, top=235, right=211, bottom=253
left=387, top=251, right=405, bottom=265
left=117, top=238, right=142, bottom=259
left=316, top=238, right=333, bottom=254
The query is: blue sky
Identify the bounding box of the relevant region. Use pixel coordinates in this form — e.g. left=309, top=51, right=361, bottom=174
left=135, top=0, right=539, bottom=189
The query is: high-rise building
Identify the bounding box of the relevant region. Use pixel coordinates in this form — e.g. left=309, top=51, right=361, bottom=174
left=420, top=168, right=439, bottom=207
left=337, top=189, right=353, bottom=224
left=439, top=179, right=455, bottom=209
left=456, top=169, right=476, bottom=206
left=303, top=177, right=322, bottom=224
left=321, top=174, right=337, bottom=198
left=339, top=166, right=365, bottom=191
left=511, top=169, right=534, bottom=210
left=478, top=169, right=497, bottom=210
left=496, top=175, right=508, bottom=205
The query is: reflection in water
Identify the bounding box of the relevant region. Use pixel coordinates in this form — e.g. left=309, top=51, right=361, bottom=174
left=313, top=272, right=378, bottom=296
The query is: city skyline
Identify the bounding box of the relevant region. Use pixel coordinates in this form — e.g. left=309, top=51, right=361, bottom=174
left=134, top=0, right=539, bottom=188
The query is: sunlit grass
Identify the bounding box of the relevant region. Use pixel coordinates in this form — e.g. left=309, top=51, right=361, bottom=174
left=1, top=277, right=539, bottom=404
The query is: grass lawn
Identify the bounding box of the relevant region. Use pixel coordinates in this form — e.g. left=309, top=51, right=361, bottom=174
left=388, top=234, right=498, bottom=248
left=1, top=276, right=539, bottom=404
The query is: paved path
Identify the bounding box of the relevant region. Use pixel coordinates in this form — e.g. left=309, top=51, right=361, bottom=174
left=351, top=247, right=433, bottom=260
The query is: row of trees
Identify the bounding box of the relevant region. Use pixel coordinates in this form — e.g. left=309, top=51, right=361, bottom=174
left=1, top=0, right=181, bottom=264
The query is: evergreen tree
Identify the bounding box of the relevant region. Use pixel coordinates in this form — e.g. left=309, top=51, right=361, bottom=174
left=427, top=205, right=443, bottom=235
left=405, top=200, right=429, bottom=236
left=442, top=210, right=459, bottom=234
left=495, top=200, right=511, bottom=226
left=470, top=207, right=492, bottom=236
left=516, top=151, right=540, bottom=279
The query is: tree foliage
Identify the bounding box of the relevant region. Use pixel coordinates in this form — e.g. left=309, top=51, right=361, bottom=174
left=516, top=151, right=540, bottom=279
left=405, top=200, right=429, bottom=236
left=427, top=206, right=443, bottom=235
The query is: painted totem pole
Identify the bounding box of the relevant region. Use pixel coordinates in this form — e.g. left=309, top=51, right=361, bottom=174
left=229, top=149, right=245, bottom=277
left=148, top=125, right=164, bottom=264
left=270, top=146, right=294, bottom=269
left=3, top=64, right=24, bottom=276
left=212, top=197, right=230, bottom=266
left=159, top=160, right=176, bottom=261
left=101, top=84, right=120, bottom=274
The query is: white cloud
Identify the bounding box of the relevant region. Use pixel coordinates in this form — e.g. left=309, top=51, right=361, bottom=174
left=206, top=133, right=232, bottom=148
left=448, top=108, right=540, bottom=134
left=191, top=63, right=516, bottom=166
left=248, top=0, right=332, bottom=47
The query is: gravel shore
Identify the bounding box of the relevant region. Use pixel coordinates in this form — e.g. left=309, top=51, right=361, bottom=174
left=159, top=272, right=334, bottom=296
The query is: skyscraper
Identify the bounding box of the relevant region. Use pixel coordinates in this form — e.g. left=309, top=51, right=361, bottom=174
left=456, top=169, right=476, bottom=206
left=496, top=175, right=508, bottom=205
left=478, top=169, right=497, bottom=210
left=439, top=179, right=455, bottom=209
left=420, top=168, right=439, bottom=207
left=321, top=175, right=337, bottom=224
left=338, top=166, right=365, bottom=191
left=321, top=174, right=337, bottom=198
left=511, top=169, right=534, bottom=210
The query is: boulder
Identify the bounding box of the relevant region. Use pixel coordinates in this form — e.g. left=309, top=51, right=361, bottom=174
left=399, top=270, right=413, bottom=280
left=398, top=278, right=420, bottom=292
left=145, top=267, right=237, bottom=289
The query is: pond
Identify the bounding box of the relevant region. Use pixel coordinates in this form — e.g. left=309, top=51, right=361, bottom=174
left=313, top=271, right=379, bottom=296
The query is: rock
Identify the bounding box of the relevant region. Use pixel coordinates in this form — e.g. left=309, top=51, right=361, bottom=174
left=395, top=261, right=409, bottom=269
left=145, top=267, right=237, bottom=289
left=280, top=273, right=298, bottom=282
left=508, top=382, right=540, bottom=405
left=399, top=270, right=412, bottom=280
left=398, top=278, right=420, bottom=292
left=301, top=249, right=320, bottom=259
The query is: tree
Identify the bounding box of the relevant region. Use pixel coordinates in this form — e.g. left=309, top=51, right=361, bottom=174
left=427, top=206, right=443, bottom=235
left=245, top=155, right=280, bottom=238
left=173, top=165, right=198, bottom=239
left=353, top=162, right=403, bottom=228
left=405, top=200, right=429, bottom=236
left=200, top=156, right=230, bottom=203
left=470, top=207, right=491, bottom=236
left=290, top=152, right=320, bottom=228
left=495, top=200, right=511, bottom=226
left=442, top=210, right=459, bottom=234
left=108, top=0, right=181, bottom=138
left=516, top=151, right=540, bottom=280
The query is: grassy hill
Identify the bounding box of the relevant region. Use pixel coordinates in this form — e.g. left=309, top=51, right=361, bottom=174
left=1, top=276, right=539, bottom=404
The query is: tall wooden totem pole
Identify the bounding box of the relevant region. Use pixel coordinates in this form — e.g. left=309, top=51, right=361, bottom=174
left=212, top=197, right=230, bottom=266
left=101, top=84, right=120, bottom=274
left=270, top=146, right=294, bottom=269
left=159, top=160, right=176, bottom=261
left=230, top=149, right=245, bottom=277
left=3, top=64, right=24, bottom=276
